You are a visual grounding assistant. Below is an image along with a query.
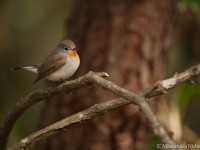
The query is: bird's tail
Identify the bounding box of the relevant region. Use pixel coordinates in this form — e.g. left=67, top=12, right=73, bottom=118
left=10, top=67, right=23, bottom=70
left=10, top=65, right=38, bottom=73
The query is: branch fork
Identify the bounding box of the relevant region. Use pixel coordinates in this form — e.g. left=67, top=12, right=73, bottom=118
left=0, top=63, right=199, bottom=150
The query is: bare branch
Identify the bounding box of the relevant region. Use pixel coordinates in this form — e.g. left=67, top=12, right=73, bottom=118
left=147, top=64, right=200, bottom=97
left=11, top=98, right=129, bottom=150
left=0, top=72, right=108, bottom=150
left=11, top=63, right=200, bottom=149
left=2, top=63, right=200, bottom=150
left=89, top=73, right=176, bottom=145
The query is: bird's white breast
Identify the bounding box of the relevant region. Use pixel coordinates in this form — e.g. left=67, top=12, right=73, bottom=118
left=46, top=55, right=80, bottom=81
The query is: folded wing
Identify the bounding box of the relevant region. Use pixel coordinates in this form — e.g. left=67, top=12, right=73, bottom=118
left=33, top=55, right=66, bottom=84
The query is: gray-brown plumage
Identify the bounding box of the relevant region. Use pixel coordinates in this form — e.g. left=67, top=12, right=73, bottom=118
left=12, top=40, right=80, bottom=84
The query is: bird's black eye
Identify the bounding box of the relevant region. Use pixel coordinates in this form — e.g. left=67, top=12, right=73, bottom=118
left=64, top=47, right=69, bottom=50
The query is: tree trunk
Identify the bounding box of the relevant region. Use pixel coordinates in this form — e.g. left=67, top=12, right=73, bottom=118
left=36, top=0, right=178, bottom=149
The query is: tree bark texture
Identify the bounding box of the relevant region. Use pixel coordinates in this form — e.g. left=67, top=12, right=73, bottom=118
left=36, top=0, right=178, bottom=149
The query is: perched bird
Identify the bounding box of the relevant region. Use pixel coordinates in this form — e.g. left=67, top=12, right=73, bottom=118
left=11, top=39, right=80, bottom=84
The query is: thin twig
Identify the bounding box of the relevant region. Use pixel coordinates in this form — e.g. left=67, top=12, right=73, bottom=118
left=11, top=98, right=129, bottom=150
left=11, top=63, right=200, bottom=149
left=148, top=64, right=200, bottom=97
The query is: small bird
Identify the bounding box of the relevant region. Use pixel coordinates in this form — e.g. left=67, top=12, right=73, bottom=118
left=11, top=39, right=80, bottom=84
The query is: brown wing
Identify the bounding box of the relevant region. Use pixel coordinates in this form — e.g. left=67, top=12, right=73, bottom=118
left=33, top=55, right=66, bottom=84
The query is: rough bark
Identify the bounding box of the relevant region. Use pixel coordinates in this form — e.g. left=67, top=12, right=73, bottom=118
left=36, top=0, right=178, bottom=149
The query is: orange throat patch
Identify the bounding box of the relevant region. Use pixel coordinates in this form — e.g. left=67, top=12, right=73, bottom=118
left=68, top=50, right=79, bottom=62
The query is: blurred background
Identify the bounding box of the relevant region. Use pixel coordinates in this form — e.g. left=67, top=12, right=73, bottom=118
left=0, top=0, right=200, bottom=149
left=0, top=0, right=72, bottom=145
